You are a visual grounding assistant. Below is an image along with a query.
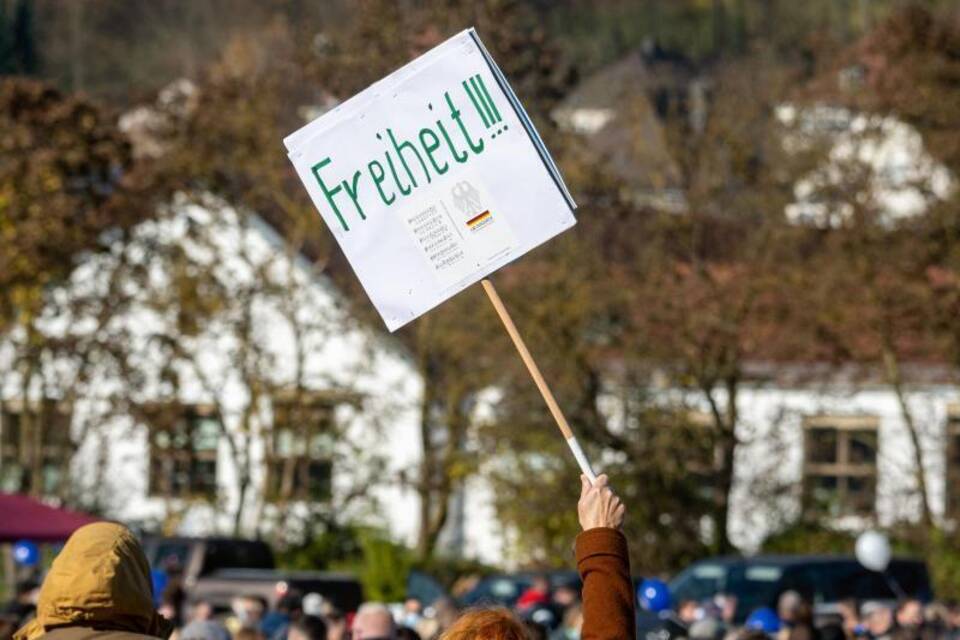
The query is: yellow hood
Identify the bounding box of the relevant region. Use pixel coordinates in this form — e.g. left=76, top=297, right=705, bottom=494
left=14, top=522, right=173, bottom=640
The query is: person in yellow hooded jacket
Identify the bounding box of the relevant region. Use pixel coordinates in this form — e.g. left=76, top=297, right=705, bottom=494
left=14, top=522, right=173, bottom=640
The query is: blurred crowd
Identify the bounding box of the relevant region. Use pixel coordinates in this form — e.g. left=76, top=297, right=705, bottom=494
left=10, top=567, right=960, bottom=640
left=637, top=588, right=960, bottom=640
left=1, top=564, right=583, bottom=640
left=0, top=474, right=631, bottom=640
left=6, top=476, right=960, bottom=640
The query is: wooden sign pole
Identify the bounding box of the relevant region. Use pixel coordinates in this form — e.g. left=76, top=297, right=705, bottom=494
left=481, top=278, right=597, bottom=483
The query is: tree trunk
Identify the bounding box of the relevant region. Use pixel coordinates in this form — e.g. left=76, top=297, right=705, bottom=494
left=233, top=472, right=250, bottom=536
left=882, top=346, right=935, bottom=530
left=702, top=374, right=739, bottom=553
left=416, top=354, right=439, bottom=558
left=713, top=434, right=735, bottom=553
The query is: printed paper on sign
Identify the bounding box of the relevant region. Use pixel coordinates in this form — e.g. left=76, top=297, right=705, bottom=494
left=285, top=28, right=576, bottom=331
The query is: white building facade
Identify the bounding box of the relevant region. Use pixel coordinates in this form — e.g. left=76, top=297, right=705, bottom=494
left=0, top=200, right=425, bottom=545
left=710, top=376, right=960, bottom=551
left=2, top=202, right=958, bottom=566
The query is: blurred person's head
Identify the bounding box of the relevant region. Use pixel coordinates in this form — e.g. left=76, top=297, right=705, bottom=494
left=432, top=598, right=460, bottom=633
left=160, top=553, right=185, bottom=576
left=322, top=607, right=346, bottom=640
left=232, top=596, right=267, bottom=627
left=777, top=591, right=812, bottom=626
left=12, top=522, right=173, bottom=640
left=716, top=594, right=738, bottom=624
left=838, top=598, right=859, bottom=631
left=862, top=602, right=894, bottom=638
left=14, top=582, right=39, bottom=605
left=522, top=620, right=547, bottom=640
left=530, top=576, right=549, bottom=595
left=895, top=599, right=923, bottom=630
left=945, top=600, right=960, bottom=628
left=233, top=628, right=265, bottom=640
left=690, top=618, right=726, bottom=640
left=395, top=628, right=421, bottom=640
left=287, top=615, right=327, bottom=640
left=277, top=593, right=304, bottom=618
left=733, top=629, right=770, bottom=640
left=180, top=621, right=232, bottom=640
left=438, top=607, right=531, bottom=640
left=922, top=602, right=949, bottom=634
left=401, top=599, right=422, bottom=629
left=189, top=598, right=215, bottom=622
left=818, top=623, right=846, bottom=640
left=551, top=586, right=578, bottom=608
left=677, top=599, right=699, bottom=624
left=352, top=603, right=396, bottom=640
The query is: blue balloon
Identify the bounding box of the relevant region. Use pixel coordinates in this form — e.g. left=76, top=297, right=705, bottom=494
left=746, top=607, right=781, bottom=634
left=638, top=578, right=672, bottom=613
left=12, top=540, right=39, bottom=567
left=150, top=569, right=168, bottom=606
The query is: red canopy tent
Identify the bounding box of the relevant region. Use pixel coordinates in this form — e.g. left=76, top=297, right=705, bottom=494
left=0, top=494, right=100, bottom=543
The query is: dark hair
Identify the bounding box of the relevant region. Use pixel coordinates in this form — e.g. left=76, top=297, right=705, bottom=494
left=289, top=615, right=327, bottom=640
left=396, top=627, right=423, bottom=640
left=240, top=594, right=269, bottom=612
left=277, top=592, right=304, bottom=614
left=522, top=620, right=548, bottom=640
left=15, top=581, right=38, bottom=596
left=735, top=629, right=770, bottom=640
left=820, top=623, right=847, bottom=640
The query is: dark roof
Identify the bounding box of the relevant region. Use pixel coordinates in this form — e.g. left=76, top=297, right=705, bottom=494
left=553, top=52, right=687, bottom=208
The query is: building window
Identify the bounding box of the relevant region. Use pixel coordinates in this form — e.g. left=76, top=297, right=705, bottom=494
left=147, top=404, right=220, bottom=499
left=945, top=405, right=960, bottom=518
left=265, top=392, right=336, bottom=501
left=0, top=401, right=72, bottom=495
left=803, top=415, right=878, bottom=517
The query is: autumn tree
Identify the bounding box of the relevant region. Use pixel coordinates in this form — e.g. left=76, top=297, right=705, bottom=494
left=477, top=203, right=719, bottom=569
left=0, top=78, right=163, bottom=501
left=793, top=4, right=960, bottom=535
left=605, top=51, right=821, bottom=553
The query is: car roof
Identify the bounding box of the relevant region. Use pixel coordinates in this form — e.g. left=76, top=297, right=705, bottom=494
left=689, top=554, right=923, bottom=567
left=211, top=568, right=359, bottom=581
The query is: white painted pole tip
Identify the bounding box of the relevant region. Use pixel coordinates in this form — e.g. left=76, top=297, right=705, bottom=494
left=566, top=435, right=597, bottom=485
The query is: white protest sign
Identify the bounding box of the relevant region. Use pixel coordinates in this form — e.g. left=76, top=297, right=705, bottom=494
left=285, top=28, right=576, bottom=331
left=286, top=28, right=597, bottom=482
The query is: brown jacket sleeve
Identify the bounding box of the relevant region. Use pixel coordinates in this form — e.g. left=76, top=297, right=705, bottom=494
left=576, top=527, right=635, bottom=640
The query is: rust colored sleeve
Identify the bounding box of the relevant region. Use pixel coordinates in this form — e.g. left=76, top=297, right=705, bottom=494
left=576, top=527, right=636, bottom=640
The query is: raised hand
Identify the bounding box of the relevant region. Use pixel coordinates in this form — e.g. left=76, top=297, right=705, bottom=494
left=577, top=473, right=625, bottom=531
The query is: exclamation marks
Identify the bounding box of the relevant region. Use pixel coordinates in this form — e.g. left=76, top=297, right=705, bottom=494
left=463, top=74, right=508, bottom=139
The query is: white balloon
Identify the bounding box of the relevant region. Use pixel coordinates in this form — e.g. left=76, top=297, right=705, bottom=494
left=856, top=530, right=891, bottom=572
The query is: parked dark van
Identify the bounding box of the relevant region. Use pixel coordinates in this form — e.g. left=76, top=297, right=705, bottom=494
left=669, top=555, right=932, bottom=623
